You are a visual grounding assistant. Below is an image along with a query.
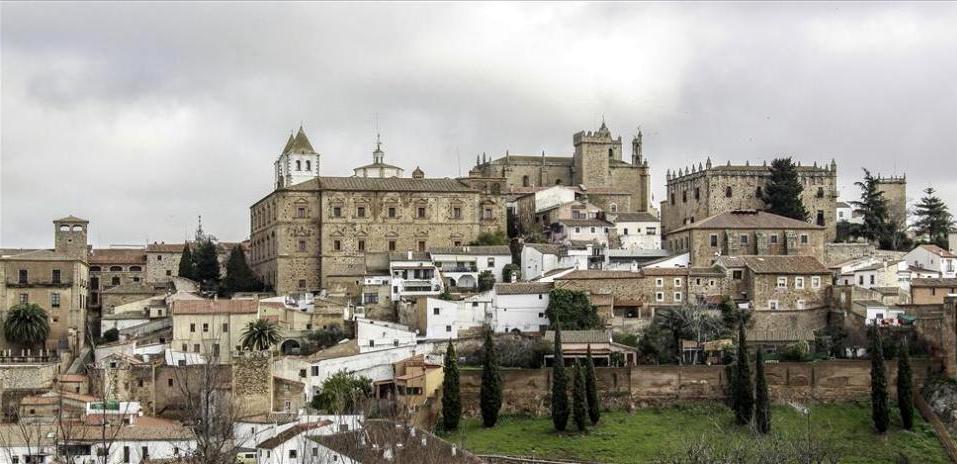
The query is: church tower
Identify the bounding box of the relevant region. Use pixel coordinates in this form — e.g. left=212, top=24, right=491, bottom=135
left=54, top=215, right=89, bottom=261
left=572, top=120, right=622, bottom=187
left=275, top=126, right=320, bottom=189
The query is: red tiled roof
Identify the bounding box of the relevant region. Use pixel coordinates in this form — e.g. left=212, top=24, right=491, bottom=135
left=90, top=249, right=147, bottom=265
left=919, top=244, right=957, bottom=258
left=172, top=299, right=258, bottom=315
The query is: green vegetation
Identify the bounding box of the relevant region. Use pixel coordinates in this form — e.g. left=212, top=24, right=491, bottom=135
left=754, top=349, right=770, bottom=434
left=2, top=303, right=50, bottom=350
left=571, top=362, right=587, bottom=432
left=762, top=157, right=809, bottom=221
left=913, top=187, right=954, bottom=249
left=239, top=319, right=281, bottom=351
left=442, top=340, right=462, bottom=431
left=853, top=169, right=910, bottom=250
left=502, top=263, right=520, bottom=282
left=193, top=238, right=221, bottom=287
left=222, top=244, right=263, bottom=293
left=477, top=270, right=495, bottom=292
left=305, top=324, right=346, bottom=351
left=310, top=370, right=371, bottom=414
left=898, top=338, right=914, bottom=430
left=550, top=324, right=568, bottom=431
left=178, top=244, right=195, bottom=280
left=584, top=346, right=599, bottom=426
left=545, top=289, right=601, bottom=330
left=470, top=229, right=508, bottom=246
left=870, top=326, right=890, bottom=433
left=732, top=322, right=753, bottom=425
left=480, top=330, right=502, bottom=427
left=448, top=402, right=949, bottom=464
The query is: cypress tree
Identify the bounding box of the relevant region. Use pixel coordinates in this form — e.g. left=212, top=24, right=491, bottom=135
left=441, top=340, right=462, bottom=431
left=551, top=324, right=569, bottom=431
left=479, top=330, right=502, bottom=427
left=762, top=157, right=809, bottom=221
left=584, top=344, right=600, bottom=425
left=177, top=244, right=195, bottom=280
left=897, top=338, right=914, bottom=430
left=870, top=326, right=890, bottom=433
left=733, top=322, right=753, bottom=426
left=754, top=349, right=771, bottom=434
left=222, top=244, right=262, bottom=293
left=853, top=169, right=893, bottom=248
left=572, top=362, right=588, bottom=432
left=193, top=238, right=221, bottom=285
left=913, top=187, right=954, bottom=249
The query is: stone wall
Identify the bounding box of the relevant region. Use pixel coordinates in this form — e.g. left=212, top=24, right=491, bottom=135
left=459, top=359, right=936, bottom=415
left=232, top=351, right=273, bottom=418
left=0, top=362, right=59, bottom=418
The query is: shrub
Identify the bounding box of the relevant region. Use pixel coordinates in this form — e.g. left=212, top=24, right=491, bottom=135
left=780, top=341, right=810, bottom=362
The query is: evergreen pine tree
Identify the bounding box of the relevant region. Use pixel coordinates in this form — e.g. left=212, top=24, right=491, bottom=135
left=733, top=322, right=753, bottom=426
left=584, top=344, right=600, bottom=425
left=754, top=349, right=771, bottom=434
left=572, top=362, right=588, bottom=432
left=762, top=157, right=809, bottom=220
left=853, top=169, right=893, bottom=248
left=193, top=238, right=221, bottom=286
left=870, top=325, right=890, bottom=433
left=897, top=338, right=914, bottom=430
left=441, top=340, right=462, bottom=431
left=551, top=324, right=569, bottom=432
left=479, top=330, right=502, bottom=427
left=913, top=187, right=954, bottom=249
left=177, top=244, right=195, bottom=280
left=222, top=245, right=262, bottom=293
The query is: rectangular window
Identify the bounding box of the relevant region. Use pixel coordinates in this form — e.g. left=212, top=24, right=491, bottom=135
left=296, top=207, right=306, bottom=218
left=487, top=258, right=495, bottom=268
left=674, top=278, right=682, bottom=287
left=655, top=278, right=663, bottom=288
left=768, top=300, right=779, bottom=310
left=797, top=300, right=806, bottom=310
left=418, top=241, right=426, bottom=252
left=710, top=234, right=718, bottom=247
left=332, top=206, right=342, bottom=218
left=388, top=207, right=396, bottom=218
left=193, top=344, right=200, bottom=352
left=358, top=240, right=366, bottom=252
left=168, top=378, right=174, bottom=387
left=298, top=279, right=306, bottom=289
left=50, top=292, right=60, bottom=308
left=647, top=227, right=657, bottom=235
left=770, top=234, right=779, bottom=244
left=795, top=277, right=805, bottom=289
left=388, top=240, right=396, bottom=251
left=811, top=276, right=821, bottom=289
left=655, top=292, right=664, bottom=302
left=203, top=323, right=209, bottom=332
left=298, top=240, right=306, bottom=252
left=356, top=206, right=366, bottom=218
left=674, top=292, right=683, bottom=302
left=777, top=277, right=787, bottom=288
left=870, top=275, right=875, bottom=285
left=333, top=240, right=342, bottom=252
left=52, top=269, right=62, bottom=284
left=800, top=234, right=809, bottom=244
left=417, top=207, right=426, bottom=219
left=453, top=207, right=462, bottom=219
left=740, top=234, right=749, bottom=245
left=190, top=323, right=196, bottom=333
left=732, top=270, right=743, bottom=280
left=446, top=325, right=452, bottom=332
left=311, top=366, right=319, bottom=376
left=123, top=446, right=130, bottom=463
left=223, top=323, right=229, bottom=332
left=433, top=307, right=441, bottom=315
left=484, top=208, right=493, bottom=219
left=212, top=344, right=220, bottom=357
left=18, top=269, right=27, bottom=284
left=19, top=293, right=28, bottom=304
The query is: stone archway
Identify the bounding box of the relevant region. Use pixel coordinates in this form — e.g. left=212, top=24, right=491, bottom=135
left=280, top=339, right=301, bottom=355
left=458, top=274, right=477, bottom=289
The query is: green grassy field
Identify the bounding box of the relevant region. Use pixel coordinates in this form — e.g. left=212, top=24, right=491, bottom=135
left=445, top=401, right=949, bottom=463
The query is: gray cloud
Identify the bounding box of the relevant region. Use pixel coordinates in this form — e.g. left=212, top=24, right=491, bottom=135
left=2, top=2, right=956, bottom=247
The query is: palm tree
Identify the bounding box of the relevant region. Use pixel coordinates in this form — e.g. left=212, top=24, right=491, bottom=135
left=239, top=319, right=280, bottom=351
left=3, top=303, right=50, bottom=351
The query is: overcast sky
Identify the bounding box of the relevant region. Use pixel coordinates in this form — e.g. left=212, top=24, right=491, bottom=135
left=2, top=2, right=956, bottom=248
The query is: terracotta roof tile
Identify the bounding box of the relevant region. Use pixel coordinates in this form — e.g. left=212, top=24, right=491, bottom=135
left=90, top=248, right=148, bottom=265
left=494, top=282, right=552, bottom=295
left=172, top=299, right=258, bottom=315
left=670, top=210, right=823, bottom=233
left=736, top=255, right=831, bottom=274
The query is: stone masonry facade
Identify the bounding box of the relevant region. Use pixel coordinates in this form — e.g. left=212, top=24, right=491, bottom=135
left=661, top=160, right=838, bottom=241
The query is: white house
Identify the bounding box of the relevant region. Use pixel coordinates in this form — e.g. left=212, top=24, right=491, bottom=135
left=551, top=218, right=612, bottom=247
left=356, top=317, right=418, bottom=353
left=255, top=421, right=340, bottom=464
left=491, top=282, right=551, bottom=333
left=611, top=212, right=661, bottom=250
left=234, top=413, right=362, bottom=454
left=521, top=243, right=589, bottom=280
left=422, top=292, right=492, bottom=339
left=854, top=301, right=906, bottom=327
left=904, top=244, right=957, bottom=279
left=430, top=245, right=512, bottom=289
left=389, top=252, right=443, bottom=300
left=836, top=201, right=863, bottom=224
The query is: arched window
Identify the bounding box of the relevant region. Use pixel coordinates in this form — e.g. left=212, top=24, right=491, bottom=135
left=522, top=175, right=530, bottom=187
left=555, top=179, right=562, bottom=185
left=816, top=187, right=824, bottom=198
left=109, top=266, right=122, bottom=272
left=90, top=266, right=101, bottom=272
left=295, top=160, right=302, bottom=171
left=129, top=266, right=142, bottom=272
left=608, top=148, right=614, bottom=159
left=725, top=186, right=733, bottom=198
left=756, top=186, right=763, bottom=198
left=306, top=160, right=311, bottom=171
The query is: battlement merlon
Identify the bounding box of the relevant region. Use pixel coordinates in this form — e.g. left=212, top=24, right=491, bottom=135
left=666, top=160, right=837, bottom=184
left=876, top=174, right=906, bottom=184
left=573, top=130, right=621, bottom=145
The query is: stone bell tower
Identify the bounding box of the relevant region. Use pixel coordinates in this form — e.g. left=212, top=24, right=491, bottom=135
left=54, top=215, right=89, bottom=261
left=275, top=126, right=321, bottom=189
left=572, top=119, right=621, bottom=188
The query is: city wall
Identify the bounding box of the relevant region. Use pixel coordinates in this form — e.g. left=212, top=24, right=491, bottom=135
left=459, top=358, right=937, bottom=416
